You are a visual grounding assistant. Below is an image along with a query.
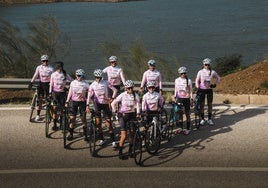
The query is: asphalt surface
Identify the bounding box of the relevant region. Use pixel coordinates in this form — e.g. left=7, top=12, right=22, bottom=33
left=0, top=104, right=268, bottom=188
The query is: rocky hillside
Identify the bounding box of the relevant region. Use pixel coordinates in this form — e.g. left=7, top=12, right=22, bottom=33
left=215, top=59, right=268, bottom=95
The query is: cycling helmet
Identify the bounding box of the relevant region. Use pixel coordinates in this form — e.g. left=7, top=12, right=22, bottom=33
left=75, top=69, right=85, bottom=76
left=55, top=61, right=64, bottom=69
left=178, top=66, right=187, bottom=74
left=202, top=58, right=211, bottom=65
left=40, top=54, right=49, bottom=61
left=93, top=69, right=103, bottom=77
left=109, top=56, right=117, bottom=62
left=124, top=80, right=134, bottom=88
left=147, top=81, right=156, bottom=88
left=147, top=59, right=156, bottom=67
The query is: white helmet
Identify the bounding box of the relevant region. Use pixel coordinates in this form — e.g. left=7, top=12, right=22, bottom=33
left=147, top=59, right=156, bottom=67
left=75, top=69, right=85, bottom=76
left=202, top=58, right=211, bottom=65
left=93, top=69, right=103, bottom=77
left=109, top=56, right=118, bottom=62
left=124, top=80, right=134, bottom=88
left=146, top=81, right=156, bottom=88
left=40, top=54, right=49, bottom=61
left=178, top=66, right=187, bottom=74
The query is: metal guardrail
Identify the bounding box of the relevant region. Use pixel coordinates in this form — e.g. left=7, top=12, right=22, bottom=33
left=0, top=78, right=177, bottom=91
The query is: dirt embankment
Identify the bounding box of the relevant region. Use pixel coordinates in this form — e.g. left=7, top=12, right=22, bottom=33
left=214, top=59, right=268, bottom=95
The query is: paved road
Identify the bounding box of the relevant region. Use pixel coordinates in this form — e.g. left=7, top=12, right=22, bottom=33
left=0, top=104, right=268, bottom=188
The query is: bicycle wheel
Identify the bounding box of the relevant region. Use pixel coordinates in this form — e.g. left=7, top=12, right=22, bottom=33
left=29, top=93, right=37, bottom=122
left=87, top=121, right=96, bottom=157
left=62, top=109, right=69, bottom=148
left=194, top=112, right=200, bottom=129
left=145, top=123, right=161, bottom=155
left=133, top=130, right=143, bottom=165
left=45, top=103, right=52, bottom=137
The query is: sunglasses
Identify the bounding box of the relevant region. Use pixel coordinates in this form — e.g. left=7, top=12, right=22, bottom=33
left=126, top=87, right=133, bottom=90
left=110, top=61, right=117, bottom=63
left=180, top=73, right=186, bottom=75
left=76, top=75, right=82, bottom=77
left=204, top=64, right=210, bottom=66
left=42, top=60, right=48, bottom=62
left=148, top=86, right=155, bottom=89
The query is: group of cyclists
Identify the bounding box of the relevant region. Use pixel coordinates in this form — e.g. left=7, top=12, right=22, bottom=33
left=28, top=54, right=220, bottom=160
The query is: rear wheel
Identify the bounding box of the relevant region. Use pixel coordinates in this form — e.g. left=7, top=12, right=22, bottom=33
left=160, top=109, right=168, bottom=139
left=62, top=109, right=69, bottom=148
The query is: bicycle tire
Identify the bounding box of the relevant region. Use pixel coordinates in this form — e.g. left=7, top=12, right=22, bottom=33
left=145, top=123, right=161, bottom=155
left=159, top=109, right=168, bottom=139
left=88, top=121, right=96, bottom=157
left=29, top=93, right=37, bottom=122
left=195, top=112, right=200, bottom=129
left=133, top=130, right=143, bottom=165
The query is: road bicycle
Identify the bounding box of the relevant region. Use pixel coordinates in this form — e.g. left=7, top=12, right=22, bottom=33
left=29, top=85, right=38, bottom=122
left=29, top=84, right=47, bottom=122
left=168, top=101, right=184, bottom=133
left=158, top=108, right=172, bottom=141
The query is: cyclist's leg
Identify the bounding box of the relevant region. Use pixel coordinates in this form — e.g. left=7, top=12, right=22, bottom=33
left=118, top=113, right=129, bottom=159
left=199, top=89, right=206, bottom=124
left=67, top=101, right=78, bottom=140
left=207, top=89, right=214, bottom=124
left=36, top=84, right=44, bottom=120
left=52, top=92, right=58, bottom=130
left=103, top=104, right=115, bottom=143
left=78, top=101, right=87, bottom=140
left=94, top=103, right=104, bottom=142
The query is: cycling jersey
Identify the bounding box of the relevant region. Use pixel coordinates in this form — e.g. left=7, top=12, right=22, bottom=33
left=66, top=79, right=89, bottom=102
left=87, top=79, right=117, bottom=105
left=102, top=65, right=126, bottom=86
left=31, top=64, right=54, bottom=83
left=174, top=77, right=193, bottom=99
left=195, top=69, right=220, bottom=89
left=140, top=69, right=162, bottom=89
left=49, top=71, right=73, bottom=93
left=142, top=91, right=164, bottom=111
left=111, top=91, right=140, bottom=114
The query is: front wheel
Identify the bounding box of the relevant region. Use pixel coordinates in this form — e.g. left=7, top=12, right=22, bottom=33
left=87, top=121, right=96, bottom=157
left=145, top=123, right=161, bottom=155
left=62, top=109, right=69, bottom=148
left=133, top=130, right=143, bottom=165
left=29, top=94, right=37, bottom=122
left=45, top=104, right=52, bottom=137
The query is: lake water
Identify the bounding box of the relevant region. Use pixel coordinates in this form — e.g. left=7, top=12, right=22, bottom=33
left=1, top=0, right=268, bottom=79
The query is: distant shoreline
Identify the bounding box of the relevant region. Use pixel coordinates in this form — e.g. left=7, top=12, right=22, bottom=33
left=0, top=0, right=141, bottom=6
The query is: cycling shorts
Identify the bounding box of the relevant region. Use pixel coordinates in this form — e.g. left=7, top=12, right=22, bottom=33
left=69, top=101, right=86, bottom=118
left=118, top=112, right=136, bottom=131
left=199, top=89, right=213, bottom=104
left=52, top=92, right=66, bottom=107
left=38, top=82, right=49, bottom=98
left=176, top=98, right=191, bottom=113
left=93, top=103, right=112, bottom=119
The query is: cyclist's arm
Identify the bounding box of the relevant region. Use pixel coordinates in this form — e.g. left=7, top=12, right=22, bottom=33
left=140, top=72, right=147, bottom=89
left=158, top=73, right=163, bottom=90
left=108, top=84, right=117, bottom=99
left=195, top=72, right=201, bottom=89
left=120, top=69, right=126, bottom=85
left=30, top=67, right=39, bottom=83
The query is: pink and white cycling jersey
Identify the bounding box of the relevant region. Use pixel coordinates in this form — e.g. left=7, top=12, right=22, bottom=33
left=49, top=71, right=73, bottom=93
left=142, top=91, right=164, bottom=111
left=102, top=66, right=126, bottom=86
left=31, top=64, right=54, bottom=83
left=66, top=79, right=89, bottom=102
left=87, top=79, right=117, bottom=105
left=195, top=69, right=220, bottom=89
left=174, top=77, right=193, bottom=99
left=140, top=69, right=162, bottom=89
left=111, top=91, right=140, bottom=114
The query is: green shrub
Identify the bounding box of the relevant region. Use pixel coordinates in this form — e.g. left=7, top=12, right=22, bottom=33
left=214, top=54, right=243, bottom=76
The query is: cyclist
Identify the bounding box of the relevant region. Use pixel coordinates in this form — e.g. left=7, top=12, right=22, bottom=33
left=86, top=69, right=117, bottom=148
left=140, top=59, right=163, bottom=95
left=111, top=80, right=141, bottom=160
left=102, top=55, right=126, bottom=96
left=65, top=69, right=89, bottom=141
left=49, top=61, right=73, bottom=130
left=141, top=81, right=164, bottom=125
left=195, top=58, right=221, bottom=126
left=174, top=66, right=193, bottom=135
left=28, top=54, right=54, bottom=121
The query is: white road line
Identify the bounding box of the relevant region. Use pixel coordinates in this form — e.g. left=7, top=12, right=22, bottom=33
left=0, top=167, right=268, bottom=174
left=1, top=106, right=268, bottom=111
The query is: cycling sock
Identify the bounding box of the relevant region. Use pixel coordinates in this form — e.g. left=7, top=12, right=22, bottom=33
left=208, top=113, right=212, bottom=119
left=201, top=113, right=205, bottom=119
left=37, top=110, right=41, bottom=116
